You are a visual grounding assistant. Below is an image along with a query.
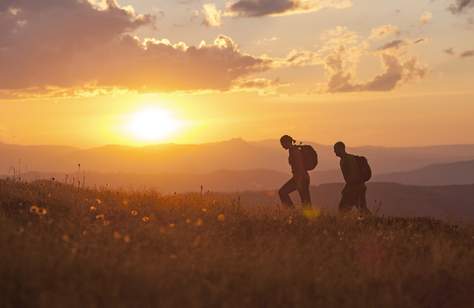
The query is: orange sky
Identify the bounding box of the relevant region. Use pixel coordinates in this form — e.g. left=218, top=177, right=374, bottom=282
left=0, top=0, right=473, bottom=147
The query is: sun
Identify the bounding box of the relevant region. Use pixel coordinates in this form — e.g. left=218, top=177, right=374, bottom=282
left=126, top=107, right=182, bottom=143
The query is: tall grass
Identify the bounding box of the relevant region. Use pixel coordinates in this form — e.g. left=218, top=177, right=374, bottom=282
left=1, top=179, right=473, bottom=308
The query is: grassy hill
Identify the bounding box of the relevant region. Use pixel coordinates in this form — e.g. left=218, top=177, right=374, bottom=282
left=1, top=179, right=474, bottom=307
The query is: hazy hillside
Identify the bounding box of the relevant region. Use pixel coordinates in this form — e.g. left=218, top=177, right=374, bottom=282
left=2, top=140, right=474, bottom=176
left=15, top=169, right=290, bottom=193
left=375, top=160, right=474, bottom=186
left=10, top=168, right=346, bottom=192
left=239, top=183, right=474, bottom=222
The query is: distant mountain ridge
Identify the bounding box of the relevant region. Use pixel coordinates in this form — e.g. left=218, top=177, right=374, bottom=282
left=375, top=160, right=474, bottom=186
left=1, top=139, right=474, bottom=177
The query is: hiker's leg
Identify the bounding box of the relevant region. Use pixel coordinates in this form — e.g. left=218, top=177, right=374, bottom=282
left=279, top=178, right=297, bottom=208
left=297, top=174, right=312, bottom=207
left=339, top=185, right=353, bottom=213
left=358, top=185, right=372, bottom=215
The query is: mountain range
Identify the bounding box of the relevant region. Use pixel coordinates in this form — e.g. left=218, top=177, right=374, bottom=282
left=1, top=139, right=474, bottom=192
left=2, top=139, right=474, bottom=175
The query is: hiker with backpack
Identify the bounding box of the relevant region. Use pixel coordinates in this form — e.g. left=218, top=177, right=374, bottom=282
left=278, top=135, right=318, bottom=208
left=334, top=141, right=372, bottom=215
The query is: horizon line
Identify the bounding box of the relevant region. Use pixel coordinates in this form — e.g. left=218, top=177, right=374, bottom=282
left=1, top=138, right=474, bottom=150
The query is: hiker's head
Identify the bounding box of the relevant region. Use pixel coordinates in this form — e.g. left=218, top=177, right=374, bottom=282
left=334, top=141, right=346, bottom=157
left=280, top=135, right=294, bottom=150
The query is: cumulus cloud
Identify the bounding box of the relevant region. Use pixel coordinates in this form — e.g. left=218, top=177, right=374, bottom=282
left=449, top=0, right=474, bottom=13
left=420, top=11, right=432, bottom=25
left=315, top=27, right=427, bottom=93
left=226, top=0, right=352, bottom=17
left=0, top=0, right=271, bottom=95
left=202, top=3, right=223, bottom=27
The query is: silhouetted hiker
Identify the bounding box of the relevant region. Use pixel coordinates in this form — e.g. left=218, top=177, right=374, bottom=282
left=334, top=142, right=372, bottom=215
left=278, top=135, right=318, bottom=208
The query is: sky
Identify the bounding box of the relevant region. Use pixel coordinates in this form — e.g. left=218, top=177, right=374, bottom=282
left=0, top=0, right=473, bottom=147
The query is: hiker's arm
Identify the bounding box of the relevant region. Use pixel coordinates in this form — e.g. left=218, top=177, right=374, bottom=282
left=341, top=160, right=352, bottom=183
left=292, top=148, right=306, bottom=176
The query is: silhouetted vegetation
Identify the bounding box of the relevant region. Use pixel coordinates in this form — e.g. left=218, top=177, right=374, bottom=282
left=1, top=179, right=473, bottom=308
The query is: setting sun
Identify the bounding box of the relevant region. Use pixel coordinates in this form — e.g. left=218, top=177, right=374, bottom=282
left=126, top=107, right=182, bottom=143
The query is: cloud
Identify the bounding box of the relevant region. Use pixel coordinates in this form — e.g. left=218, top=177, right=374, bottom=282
left=420, top=11, right=432, bottom=25
left=225, top=0, right=352, bottom=17
left=369, top=25, right=400, bottom=40
left=449, top=0, right=474, bottom=13
left=0, top=0, right=271, bottom=95
left=280, top=49, right=322, bottom=67
left=376, top=39, right=408, bottom=51
left=202, top=3, right=223, bottom=27
left=444, top=48, right=455, bottom=55
left=231, top=77, right=286, bottom=94
left=316, top=27, right=427, bottom=93
left=460, top=50, right=474, bottom=58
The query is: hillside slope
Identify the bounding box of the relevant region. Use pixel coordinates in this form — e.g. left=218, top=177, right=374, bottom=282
left=375, top=160, right=474, bottom=186
left=1, top=180, right=473, bottom=308
left=240, top=183, right=474, bottom=222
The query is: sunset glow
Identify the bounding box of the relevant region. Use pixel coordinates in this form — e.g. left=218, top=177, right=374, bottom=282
left=0, top=0, right=473, bottom=147
left=125, top=107, right=183, bottom=143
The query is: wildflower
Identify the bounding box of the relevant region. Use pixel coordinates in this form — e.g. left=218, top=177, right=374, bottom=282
left=303, top=208, right=320, bottom=220
left=30, top=205, right=40, bottom=214
left=96, top=198, right=102, bottom=205
left=131, top=210, right=138, bottom=216
left=90, top=206, right=97, bottom=212
left=217, top=214, right=225, bottom=222
left=195, top=218, right=203, bottom=227
left=113, top=231, right=122, bottom=240
left=142, top=216, right=150, bottom=223
left=201, top=208, right=208, bottom=213
left=38, top=208, right=48, bottom=216
left=123, top=235, right=131, bottom=243
left=95, top=214, right=105, bottom=220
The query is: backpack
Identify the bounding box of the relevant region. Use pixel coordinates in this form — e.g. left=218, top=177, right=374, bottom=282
left=298, top=145, right=318, bottom=171
left=355, top=156, right=372, bottom=182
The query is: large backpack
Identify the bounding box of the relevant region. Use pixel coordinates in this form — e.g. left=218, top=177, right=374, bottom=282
left=355, top=156, right=372, bottom=182
left=298, top=145, right=318, bottom=171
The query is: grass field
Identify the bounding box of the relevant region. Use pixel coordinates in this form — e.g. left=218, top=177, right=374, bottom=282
left=1, top=179, right=473, bottom=308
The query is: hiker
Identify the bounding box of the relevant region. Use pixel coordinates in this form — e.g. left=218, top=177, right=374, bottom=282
left=334, top=141, right=372, bottom=215
left=278, top=135, right=317, bottom=208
